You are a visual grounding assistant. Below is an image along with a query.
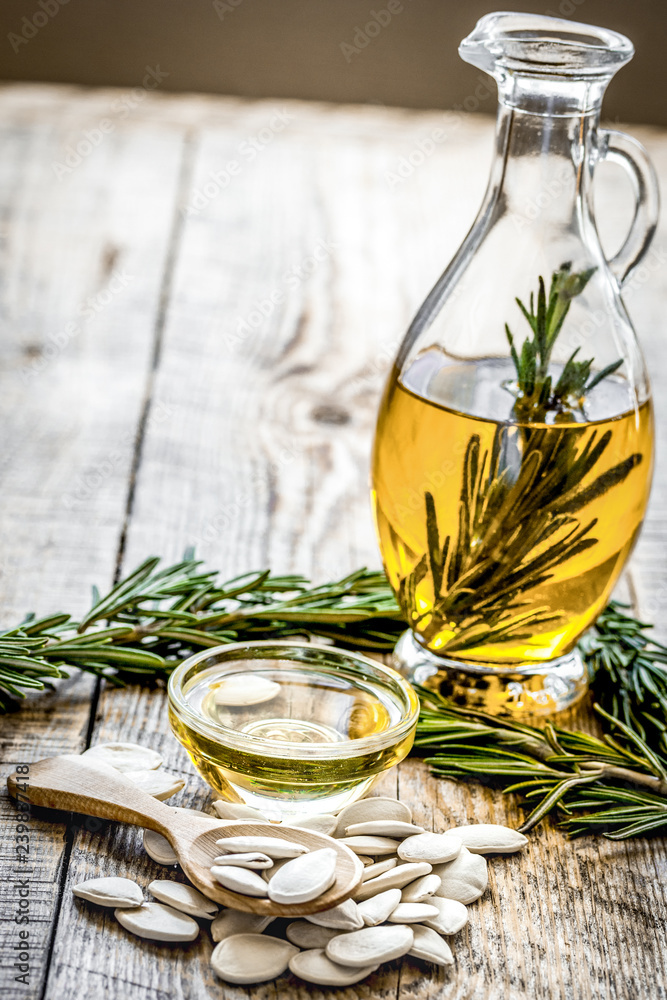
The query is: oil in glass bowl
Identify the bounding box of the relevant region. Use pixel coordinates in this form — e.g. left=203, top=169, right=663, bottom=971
left=168, top=642, right=419, bottom=821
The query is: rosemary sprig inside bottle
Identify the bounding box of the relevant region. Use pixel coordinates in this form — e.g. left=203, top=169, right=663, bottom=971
left=505, top=262, right=623, bottom=422
left=400, top=262, right=642, bottom=653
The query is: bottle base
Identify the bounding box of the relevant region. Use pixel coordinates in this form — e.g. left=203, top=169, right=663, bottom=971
left=392, top=630, right=588, bottom=717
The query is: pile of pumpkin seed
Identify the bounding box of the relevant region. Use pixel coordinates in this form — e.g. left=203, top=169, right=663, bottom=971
left=71, top=742, right=527, bottom=986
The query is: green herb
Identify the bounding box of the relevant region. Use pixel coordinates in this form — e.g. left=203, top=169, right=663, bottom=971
left=580, top=600, right=667, bottom=758
left=409, top=429, right=641, bottom=651
left=4, top=554, right=667, bottom=837
left=398, top=261, right=639, bottom=652
left=505, top=261, right=622, bottom=423
left=414, top=602, right=667, bottom=838
left=0, top=553, right=405, bottom=712
left=403, top=426, right=641, bottom=651
left=415, top=691, right=667, bottom=839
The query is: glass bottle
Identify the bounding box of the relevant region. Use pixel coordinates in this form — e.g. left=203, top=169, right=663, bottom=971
left=371, top=13, right=659, bottom=716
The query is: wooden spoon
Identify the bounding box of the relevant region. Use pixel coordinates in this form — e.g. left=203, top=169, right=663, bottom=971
left=7, top=755, right=364, bottom=916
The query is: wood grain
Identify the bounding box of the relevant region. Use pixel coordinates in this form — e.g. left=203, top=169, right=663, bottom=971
left=0, top=83, right=666, bottom=1000
left=0, top=101, right=184, bottom=1000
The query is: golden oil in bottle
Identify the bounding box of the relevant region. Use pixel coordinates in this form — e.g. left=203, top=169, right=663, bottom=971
left=372, top=348, right=653, bottom=665
left=169, top=658, right=416, bottom=820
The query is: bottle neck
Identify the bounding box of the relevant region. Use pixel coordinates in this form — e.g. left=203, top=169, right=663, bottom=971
left=490, top=97, right=600, bottom=231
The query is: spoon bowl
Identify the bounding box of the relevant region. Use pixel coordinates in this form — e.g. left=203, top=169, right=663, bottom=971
left=7, top=755, right=364, bottom=915
left=182, top=818, right=362, bottom=914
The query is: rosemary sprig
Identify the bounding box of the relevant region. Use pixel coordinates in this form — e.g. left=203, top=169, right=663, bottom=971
left=412, top=606, right=667, bottom=838
left=415, top=690, right=667, bottom=838
left=4, top=555, right=667, bottom=837
left=506, top=261, right=622, bottom=422
left=398, top=262, right=639, bottom=651
left=404, top=427, right=641, bottom=650
left=580, top=600, right=667, bottom=758
left=0, top=553, right=405, bottom=711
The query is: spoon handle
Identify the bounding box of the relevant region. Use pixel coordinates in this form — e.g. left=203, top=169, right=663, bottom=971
left=8, top=755, right=177, bottom=833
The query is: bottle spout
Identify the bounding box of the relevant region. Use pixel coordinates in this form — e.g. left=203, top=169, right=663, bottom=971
left=459, top=12, right=634, bottom=79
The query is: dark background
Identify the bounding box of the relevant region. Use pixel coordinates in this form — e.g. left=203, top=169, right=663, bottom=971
left=0, top=0, right=666, bottom=124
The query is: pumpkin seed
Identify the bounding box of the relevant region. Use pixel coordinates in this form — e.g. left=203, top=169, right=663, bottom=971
left=357, top=888, right=402, bottom=927
left=211, top=909, right=274, bottom=942
left=211, top=799, right=269, bottom=821
left=432, top=846, right=488, bottom=904
left=268, top=847, right=337, bottom=905
left=115, top=901, right=199, bottom=942
left=124, top=769, right=185, bottom=801
left=143, top=807, right=210, bottom=865
left=344, top=820, right=425, bottom=838
left=444, top=823, right=528, bottom=854
left=147, top=879, right=218, bottom=918
left=214, top=835, right=308, bottom=858
left=81, top=742, right=162, bottom=773
left=210, top=933, right=298, bottom=984
left=210, top=865, right=269, bottom=897
left=290, top=813, right=338, bottom=837
left=326, top=924, right=414, bottom=968
left=63, top=754, right=121, bottom=778
left=338, top=836, right=401, bottom=856
left=333, top=797, right=412, bottom=837
left=289, top=949, right=379, bottom=986
left=285, top=921, right=340, bottom=949
left=387, top=902, right=439, bottom=924
left=409, top=924, right=454, bottom=966
left=211, top=674, right=280, bottom=707
left=400, top=873, right=442, bottom=903
left=261, top=857, right=292, bottom=883
left=362, top=857, right=398, bottom=882
left=422, top=896, right=469, bottom=935
left=143, top=829, right=178, bottom=866
left=398, top=832, right=462, bottom=865
left=211, top=852, right=274, bottom=870
left=305, top=897, right=364, bottom=931
left=72, top=877, right=143, bottom=909
left=353, top=862, right=433, bottom=902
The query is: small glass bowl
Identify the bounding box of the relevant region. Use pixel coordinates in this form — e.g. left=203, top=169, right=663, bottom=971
left=168, top=640, right=419, bottom=821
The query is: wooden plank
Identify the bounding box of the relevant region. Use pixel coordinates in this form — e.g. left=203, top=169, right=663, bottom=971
left=0, top=97, right=186, bottom=999
left=619, top=132, right=667, bottom=640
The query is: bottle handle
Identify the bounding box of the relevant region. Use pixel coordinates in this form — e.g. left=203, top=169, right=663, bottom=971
left=598, top=129, right=660, bottom=288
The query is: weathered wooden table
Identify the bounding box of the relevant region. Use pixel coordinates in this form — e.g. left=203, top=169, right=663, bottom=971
left=1, top=83, right=666, bottom=1000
